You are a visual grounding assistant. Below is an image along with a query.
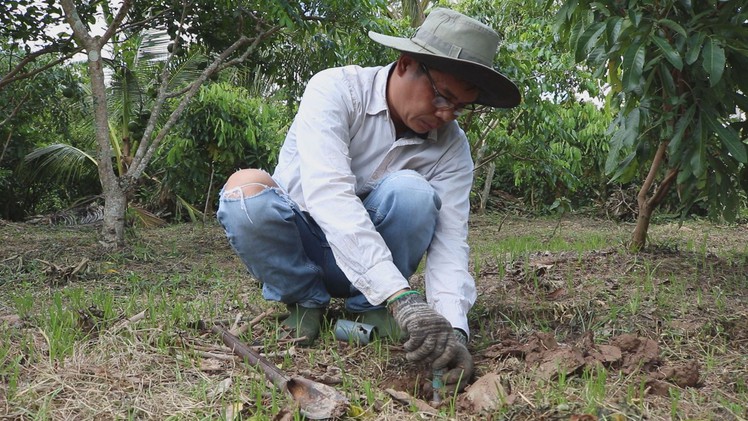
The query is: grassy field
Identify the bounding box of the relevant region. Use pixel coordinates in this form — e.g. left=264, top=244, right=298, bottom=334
left=1, top=214, right=746, bottom=420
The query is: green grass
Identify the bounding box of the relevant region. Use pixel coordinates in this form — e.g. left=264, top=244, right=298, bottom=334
left=1, top=216, right=746, bottom=420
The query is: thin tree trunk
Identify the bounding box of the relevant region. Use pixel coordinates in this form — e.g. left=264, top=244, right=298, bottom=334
left=631, top=141, right=678, bottom=251
left=62, top=0, right=132, bottom=249
left=87, top=45, right=125, bottom=247
left=101, top=183, right=127, bottom=247
left=478, top=161, right=495, bottom=214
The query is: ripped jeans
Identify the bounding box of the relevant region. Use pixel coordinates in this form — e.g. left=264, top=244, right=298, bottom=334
left=216, top=169, right=441, bottom=312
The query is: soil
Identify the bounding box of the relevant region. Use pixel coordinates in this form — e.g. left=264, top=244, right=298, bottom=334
left=0, top=214, right=747, bottom=420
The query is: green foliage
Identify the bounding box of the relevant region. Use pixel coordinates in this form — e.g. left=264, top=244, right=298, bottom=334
left=456, top=0, right=611, bottom=212
left=557, top=0, right=748, bottom=222
left=0, top=45, right=96, bottom=220
left=249, top=1, right=395, bottom=105
left=0, top=1, right=90, bottom=53
left=158, top=83, right=288, bottom=215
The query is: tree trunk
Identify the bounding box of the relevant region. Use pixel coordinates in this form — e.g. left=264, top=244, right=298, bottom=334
left=478, top=161, right=495, bottom=214
left=88, top=46, right=129, bottom=248
left=630, top=141, right=678, bottom=252
left=630, top=200, right=652, bottom=251
left=62, top=0, right=133, bottom=248
left=101, top=181, right=128, bottom=248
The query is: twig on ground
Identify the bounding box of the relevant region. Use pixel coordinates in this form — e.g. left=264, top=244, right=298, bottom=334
left=109, top=310, right=147, bottom=333
left=195, top=350, right=238, bottom=362
left=516, top=389, right=535, bottom=408
left=230, top=313, right=243, bottom=334
left=231, top=307, right=275, bottom=336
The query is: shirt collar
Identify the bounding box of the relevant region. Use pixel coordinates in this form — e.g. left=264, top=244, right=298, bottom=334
left=366, top=63, right=393, bottom=116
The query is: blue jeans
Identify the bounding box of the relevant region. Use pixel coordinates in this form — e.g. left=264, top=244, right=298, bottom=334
left=216, top=170, right=441, bottom=312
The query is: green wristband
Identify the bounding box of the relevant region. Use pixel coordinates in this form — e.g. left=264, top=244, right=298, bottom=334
left=386, top=290, right=421, bottom=306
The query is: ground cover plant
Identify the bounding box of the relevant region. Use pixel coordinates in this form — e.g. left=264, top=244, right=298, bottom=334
left=1, top=214, right=746, bottom=420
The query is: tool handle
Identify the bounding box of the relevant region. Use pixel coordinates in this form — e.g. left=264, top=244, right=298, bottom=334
left=431, top=368, right=444, bottom=404
left=209, top=323, right=290, bottom=389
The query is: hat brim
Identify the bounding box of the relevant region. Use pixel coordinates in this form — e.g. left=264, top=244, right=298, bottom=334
left=369, top=31, right=521, bottom=108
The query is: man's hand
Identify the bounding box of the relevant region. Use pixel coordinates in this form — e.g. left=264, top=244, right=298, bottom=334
left=442, top=330, right=473, bottom=393
left=424, top=330, right=474, bottom=395
left=387, top=291, right=457, bottom=368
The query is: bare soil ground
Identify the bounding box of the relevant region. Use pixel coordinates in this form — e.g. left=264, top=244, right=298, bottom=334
left=1, top=214, right=746, bottom=420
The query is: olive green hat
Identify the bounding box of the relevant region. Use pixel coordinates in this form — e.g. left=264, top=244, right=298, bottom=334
left=368, top=8, right=521, bottom=108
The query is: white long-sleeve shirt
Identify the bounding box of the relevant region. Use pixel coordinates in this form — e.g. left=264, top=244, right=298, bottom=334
left=273, top=63, right=477, bottom=335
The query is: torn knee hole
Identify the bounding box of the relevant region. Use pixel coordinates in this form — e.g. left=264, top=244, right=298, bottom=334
left=222, top=183, right=271, bottom=199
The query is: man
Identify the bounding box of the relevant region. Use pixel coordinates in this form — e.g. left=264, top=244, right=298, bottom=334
left=217, top=8, right=520, bottom=393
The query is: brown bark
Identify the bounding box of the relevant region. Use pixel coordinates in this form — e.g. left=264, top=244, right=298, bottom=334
left=631, top=141, right=679, bottom=251
left=478, top=161, right=496, bottom=214
left=61, top=0, right=132, bottom=249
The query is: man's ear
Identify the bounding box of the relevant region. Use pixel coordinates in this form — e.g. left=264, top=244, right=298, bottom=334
left=395, top=54, right=417, bottom=77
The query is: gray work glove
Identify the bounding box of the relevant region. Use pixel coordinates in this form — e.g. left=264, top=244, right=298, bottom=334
left=443, top=329, right=474, bottom=393
left=424, top=330, right=474, bottom=395
left=387, top=291, right=457, bottom=369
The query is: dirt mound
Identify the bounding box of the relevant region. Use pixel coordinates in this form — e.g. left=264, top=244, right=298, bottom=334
left=483, top=330, right=699, bottom=397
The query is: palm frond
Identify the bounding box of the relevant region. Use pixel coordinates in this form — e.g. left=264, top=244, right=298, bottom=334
left=23, top=143, right=98, bottom=184
left=175, top=194, right=204, bottom=223
left=231, top=65, right=278, bottom=98
left=165, top=51, right=208, bottom=92
left=128, top=203, right=167, bottom=228
left=137, top=29, right=171, bottom=63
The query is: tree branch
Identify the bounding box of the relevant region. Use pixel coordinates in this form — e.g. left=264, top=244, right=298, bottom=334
left=60, top=0, right=95, bottom=47
left=99, top=0, right=133, bottom=46
left=649, top=166, right=679, bottom=207
left=118, top=5, right=173, bottom=33
left=0, top=41, right=81, bottom=91
left=128, top=32, right=264, bottom=180
left=0, top=130, right=13, bottom=165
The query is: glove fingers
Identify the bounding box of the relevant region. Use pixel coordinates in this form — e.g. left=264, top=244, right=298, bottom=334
left=431, top=338, right=456, bottom=369
left=403, top=334, right=429, bottom=361
left=406, top=335, right=443, bottom=362
left=443, top=345, right=474, bottom=391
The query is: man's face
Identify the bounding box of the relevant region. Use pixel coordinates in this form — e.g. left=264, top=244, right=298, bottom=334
left=390, top=58, right=480, bottom=134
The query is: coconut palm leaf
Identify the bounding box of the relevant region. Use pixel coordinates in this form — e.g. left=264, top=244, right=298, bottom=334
left=136, top=29, right=171, bottom=63
left=23, top=143, right=98, bottom=184
left=127, top=203, right=167, bottom=227
left=164, top=51, right=208, bottom=92
left=175, top=194, right=204, bottom=223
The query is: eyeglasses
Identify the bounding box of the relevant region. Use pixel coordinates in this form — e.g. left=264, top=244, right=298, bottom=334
left=420, top=63, right=479, bottom=116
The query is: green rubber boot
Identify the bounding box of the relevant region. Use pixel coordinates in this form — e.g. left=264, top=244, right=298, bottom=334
left=282, top=304, right=324, bottom=346
left=354, top=308, right=402, bottom=342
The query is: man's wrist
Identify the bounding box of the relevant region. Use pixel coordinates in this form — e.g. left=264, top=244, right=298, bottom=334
left=454, top=328, right=468, bottom=345
left=386, top=289, right=420, bottom=306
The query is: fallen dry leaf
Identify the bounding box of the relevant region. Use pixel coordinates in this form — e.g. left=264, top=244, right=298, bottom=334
left=535, top=347, right=586, bottom=381
left=458, top=372, right=508, bottom=414
left=208, top=377, right=233, bottom=399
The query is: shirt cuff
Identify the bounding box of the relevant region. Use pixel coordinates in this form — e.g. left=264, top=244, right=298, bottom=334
left=357, top=260, right=409, bottom=306
left=432, top=297, right=470, bottom=338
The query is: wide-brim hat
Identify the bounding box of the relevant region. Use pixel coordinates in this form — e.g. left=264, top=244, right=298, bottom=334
left=368, top=8, right=521, bottom=108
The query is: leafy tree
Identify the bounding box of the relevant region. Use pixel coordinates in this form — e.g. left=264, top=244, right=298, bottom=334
left=0, top=47, right=93, bottom=220
left=0, top=1, right=88, bottom=91
left=557, top=0, right=748, bottom=250
left=158, top=82, right=287, bottom=218
left=452, top=0, right=611, bottom=213
left=53, top=0, right=300, bottom=248
left=21, top=30, right=197, bottom=223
